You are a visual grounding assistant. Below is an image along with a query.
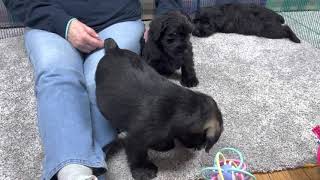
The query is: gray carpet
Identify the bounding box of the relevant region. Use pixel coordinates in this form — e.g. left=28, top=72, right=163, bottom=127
left=0, top=34, right=319, bottom=180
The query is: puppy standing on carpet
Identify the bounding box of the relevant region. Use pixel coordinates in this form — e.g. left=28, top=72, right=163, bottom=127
left=142, top=11, right=199, bottom=87
left=96, top=39, right=223, bottom=180
left=192, top=3, right=300, bottom=43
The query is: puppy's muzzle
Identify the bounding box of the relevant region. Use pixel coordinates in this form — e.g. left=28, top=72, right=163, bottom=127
left=192, top=29, right=201, bottom=36
left=175, top=45, right=188, bottom=54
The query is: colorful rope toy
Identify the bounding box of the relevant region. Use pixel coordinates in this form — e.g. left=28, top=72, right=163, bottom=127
left=201, top=148, right=256, bottom=180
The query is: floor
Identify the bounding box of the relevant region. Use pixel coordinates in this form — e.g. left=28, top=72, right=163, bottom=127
left=254, top=166, right=320, bottom=180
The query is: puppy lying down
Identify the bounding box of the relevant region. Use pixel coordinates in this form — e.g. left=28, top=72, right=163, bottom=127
left=193, top=3, right=300, bottom=43
left=96, top=39, right=223, bottom=180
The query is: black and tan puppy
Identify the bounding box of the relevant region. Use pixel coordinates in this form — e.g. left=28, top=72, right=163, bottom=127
left=142, top=11, right=199, bottom=87
left=192, top=3, right=300, bottom=43
left=96, top=39, right=223, bottom=180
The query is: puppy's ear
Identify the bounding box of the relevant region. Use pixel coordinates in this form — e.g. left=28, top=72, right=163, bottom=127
left=204, top=118, right=223, bottom=153
left=149, top=16, right=167, bottom=41
left=201, top=97, right=223, bottom=153
left=210, top=9, right=226, bottom=30
left=104, top=38, right=119, bottom=52
left=176, top=11, right=194, bottom=33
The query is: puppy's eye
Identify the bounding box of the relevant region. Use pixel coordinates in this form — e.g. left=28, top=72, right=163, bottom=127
left=169, top=32, right=177, bottom=37
left=193, top=19, right=200, bottom=23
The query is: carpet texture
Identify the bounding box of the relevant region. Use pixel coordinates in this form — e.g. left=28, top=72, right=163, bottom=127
left=0, top=34, right=319, bottom=180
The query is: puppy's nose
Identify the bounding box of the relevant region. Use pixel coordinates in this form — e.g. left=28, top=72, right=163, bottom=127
left=177, top=46, right=184, bottom=51
left=177, top=44, right=187, bottom=51
left=192, top=29, right=200, bottom=35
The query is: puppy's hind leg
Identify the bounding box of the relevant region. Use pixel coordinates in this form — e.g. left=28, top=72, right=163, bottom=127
left=283, top=25, right=301, bottom=43
left=277, top=14, right=285, bottom=24
left=125, top=134, right=158, bottom=180
left=260, top=24, right=300, bottom=43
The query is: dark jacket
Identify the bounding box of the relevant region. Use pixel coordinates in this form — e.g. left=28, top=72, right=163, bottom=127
left=4, top=0, right=182, bottom=38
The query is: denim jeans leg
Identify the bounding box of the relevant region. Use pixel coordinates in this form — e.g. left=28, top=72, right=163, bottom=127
left=24, top=29, right=107, bottom=180
left=83, top=20, right=145, bottom=149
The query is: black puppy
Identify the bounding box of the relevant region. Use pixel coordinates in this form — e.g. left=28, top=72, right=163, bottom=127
left=96, top=39, right=223, bottom=180
left=142, top=11, right=199, bottom=87
left=193, top=3, right=300, bottom=43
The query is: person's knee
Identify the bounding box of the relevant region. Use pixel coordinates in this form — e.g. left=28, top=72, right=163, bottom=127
left=30, top=50, right=85, bottom=94
left=35, top=67, right=86, bottom=93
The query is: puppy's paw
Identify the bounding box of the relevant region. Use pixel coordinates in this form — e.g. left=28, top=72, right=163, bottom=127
left=181, top=76, right=199, bottom=87
left=131, top=162, right=158, bottom=180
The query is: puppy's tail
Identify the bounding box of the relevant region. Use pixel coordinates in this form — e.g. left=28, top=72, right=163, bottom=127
left=284, top=25, right=301, bottom=43
left=104, top=38, right=119, bottom=52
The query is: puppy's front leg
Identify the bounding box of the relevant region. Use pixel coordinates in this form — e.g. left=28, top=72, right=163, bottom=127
left=125, top=135, right=158, bottom=180
left=181, top=54, right=199, bottom=87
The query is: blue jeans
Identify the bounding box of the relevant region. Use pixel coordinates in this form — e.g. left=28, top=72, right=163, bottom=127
left=24, top=20, right=145, bottom=180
